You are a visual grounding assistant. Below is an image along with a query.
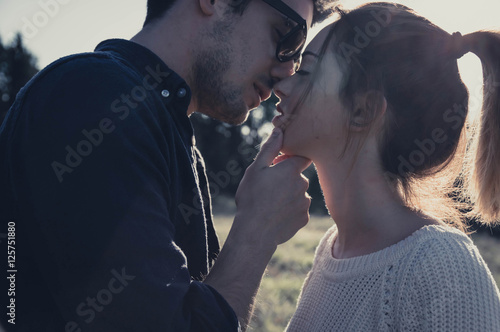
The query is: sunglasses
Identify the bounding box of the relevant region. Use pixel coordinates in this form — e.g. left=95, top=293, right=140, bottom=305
left=262, top=0, right=308, bottom=63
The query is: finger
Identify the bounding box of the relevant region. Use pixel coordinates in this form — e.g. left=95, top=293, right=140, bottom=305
left=253, top=128, right=283, bottom=168
left=276, top=155, right=312, bottom=173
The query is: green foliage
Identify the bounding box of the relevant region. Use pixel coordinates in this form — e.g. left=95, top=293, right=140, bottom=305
left=0, top=33, right=39, bottom=124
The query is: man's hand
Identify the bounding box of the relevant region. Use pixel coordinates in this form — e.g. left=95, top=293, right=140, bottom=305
left=204, top=128, right=311, bottom=330
left=233, top=127, right=312, bottom=249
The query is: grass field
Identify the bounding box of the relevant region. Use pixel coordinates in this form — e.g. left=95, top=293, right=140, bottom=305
left=213, top=214, right=500, bottom=332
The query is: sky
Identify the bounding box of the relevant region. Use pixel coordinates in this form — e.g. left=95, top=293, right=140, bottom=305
left=0, top=0, right=499, bottom=116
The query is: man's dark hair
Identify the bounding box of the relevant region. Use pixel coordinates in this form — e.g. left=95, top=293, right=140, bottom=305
left=143, top=0, right=335, bottom=27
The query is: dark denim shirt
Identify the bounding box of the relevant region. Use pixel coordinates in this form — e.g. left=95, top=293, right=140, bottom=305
left=0, top=39, right=238, bottom=332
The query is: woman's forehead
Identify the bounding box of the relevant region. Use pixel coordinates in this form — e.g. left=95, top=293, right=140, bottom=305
left=306, top=23, right=335, bottom=53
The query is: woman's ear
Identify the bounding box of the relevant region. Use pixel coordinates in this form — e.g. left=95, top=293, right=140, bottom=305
left=199, top=0, right=216, bottom=16
left=350, top=90, right=387, bottom=131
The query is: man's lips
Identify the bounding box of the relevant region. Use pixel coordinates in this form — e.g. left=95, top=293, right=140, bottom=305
left=254, top=83, right=272, bottom=103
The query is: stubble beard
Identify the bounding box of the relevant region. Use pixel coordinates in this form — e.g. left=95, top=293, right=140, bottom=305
left=191, top=19, right=249, bottom=125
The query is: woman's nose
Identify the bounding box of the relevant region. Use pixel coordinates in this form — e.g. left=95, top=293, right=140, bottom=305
left=273, top=80, right=287, bottom=102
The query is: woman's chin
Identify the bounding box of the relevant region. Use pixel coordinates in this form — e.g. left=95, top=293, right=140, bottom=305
left=279, top=142, right=294, bottom=156
left=280, top=142, right=312, bottom=160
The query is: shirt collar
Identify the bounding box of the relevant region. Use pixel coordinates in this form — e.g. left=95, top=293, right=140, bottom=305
left=94, top=39, right=195, bottom=146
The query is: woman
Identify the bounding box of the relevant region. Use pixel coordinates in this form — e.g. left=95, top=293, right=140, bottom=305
left=272, top=3, right=500, bottom=331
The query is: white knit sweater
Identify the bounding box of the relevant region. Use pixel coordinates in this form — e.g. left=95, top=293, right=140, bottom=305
left=286, top=224, right=500, bottom=331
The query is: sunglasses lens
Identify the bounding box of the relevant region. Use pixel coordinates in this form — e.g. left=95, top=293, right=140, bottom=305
left=278, top=27, right=306, bottom=62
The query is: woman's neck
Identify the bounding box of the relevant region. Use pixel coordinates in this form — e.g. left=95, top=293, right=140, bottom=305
left=313, top=142, right=439, bottom=259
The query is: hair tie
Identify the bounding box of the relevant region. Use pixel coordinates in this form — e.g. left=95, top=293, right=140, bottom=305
left=448, top=32, right=469, bottom=59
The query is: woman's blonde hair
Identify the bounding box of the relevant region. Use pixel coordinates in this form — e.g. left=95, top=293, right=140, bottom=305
left=462, top=31, right=500, bottom=225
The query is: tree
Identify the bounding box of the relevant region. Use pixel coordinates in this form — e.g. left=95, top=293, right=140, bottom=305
left=0, top=33, right=39, bottom=124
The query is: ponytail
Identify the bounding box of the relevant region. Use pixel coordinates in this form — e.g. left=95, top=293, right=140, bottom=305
left=464, top=31, right=500, bottom=224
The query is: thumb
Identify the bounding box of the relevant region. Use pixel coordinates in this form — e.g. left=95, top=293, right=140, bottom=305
left=253, top=128, right=283, bottom=168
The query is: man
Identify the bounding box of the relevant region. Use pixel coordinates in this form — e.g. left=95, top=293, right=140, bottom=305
left=0, top=0, right=332, bottom=331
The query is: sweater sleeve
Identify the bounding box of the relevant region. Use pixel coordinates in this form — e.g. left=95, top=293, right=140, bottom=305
left=6, top=56, right=238, bottom=331
left=399, top=233, right=500, bottom=331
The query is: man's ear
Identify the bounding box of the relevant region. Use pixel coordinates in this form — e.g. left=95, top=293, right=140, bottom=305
left=350, top=90, right=387, bottom=131
left=199, top=0, right=216, bottom=16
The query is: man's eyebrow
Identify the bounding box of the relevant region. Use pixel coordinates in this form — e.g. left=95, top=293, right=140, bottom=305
left=302, top=51, right=319, bottom=58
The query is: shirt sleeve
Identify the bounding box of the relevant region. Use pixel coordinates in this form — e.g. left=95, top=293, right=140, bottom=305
left=9, top=56, right=239, bottom=331
left=399, top=234, right=500, bottom=331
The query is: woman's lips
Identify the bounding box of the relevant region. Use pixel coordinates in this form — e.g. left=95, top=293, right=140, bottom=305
left=272, top=105, right=286, bottom=128
left=271, top=115, right=283, bottom=127
left=276, top=105, right=285, bottom=115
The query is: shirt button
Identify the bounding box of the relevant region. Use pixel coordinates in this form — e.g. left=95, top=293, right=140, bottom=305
left=177, top=88, right=187, bottom=98
left=161, top=90, right=170, bottom=98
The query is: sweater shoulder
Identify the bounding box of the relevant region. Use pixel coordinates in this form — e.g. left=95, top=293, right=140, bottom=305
left=397, top=226, right=500, bottom=331
left=403, top=226, right=493, bottom=288
left=410, top=226, right=484, bottom=272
